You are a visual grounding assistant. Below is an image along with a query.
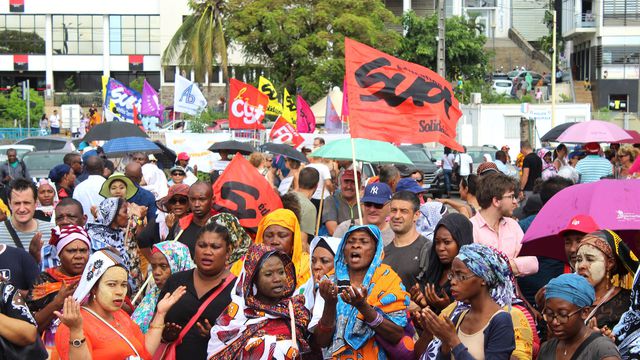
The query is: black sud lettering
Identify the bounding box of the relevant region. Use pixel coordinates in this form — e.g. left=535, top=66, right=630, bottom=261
left=354, top=57, right=454, bottom=119
left=219, top=181, right=259, bottom=219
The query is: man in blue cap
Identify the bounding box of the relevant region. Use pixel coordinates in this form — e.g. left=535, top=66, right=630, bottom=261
left=332, top=182, right=394, bottom=246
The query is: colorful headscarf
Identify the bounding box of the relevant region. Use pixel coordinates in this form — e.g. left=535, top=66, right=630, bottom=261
left=207, top=213, right=252, bottom=265
left=255, top=209, right=310, bottom=286
left=72, top=249, right=125, bottom=304
left=416, top=201, right=447, bottom=241
left=36, top=178, right=59, bottom=219
left=579, top=230, right=639, bottom=277
left=545, top=273, right=595, bottom=307
left=457, top=243, right=514, bottom=308
left=131, top=241, right=194, bottom=333
left=49, top=225, right=91, bottom=257
left=96, top=197, right=122, bottom=226
left=207, top=244, right=310, bottom=359
left=329, top=225, right=409, bottom=359
left=538, top=148, right=557, bottom=179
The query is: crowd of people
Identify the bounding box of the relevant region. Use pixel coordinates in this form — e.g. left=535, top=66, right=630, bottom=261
left=0, top=136, right=638, bottom=360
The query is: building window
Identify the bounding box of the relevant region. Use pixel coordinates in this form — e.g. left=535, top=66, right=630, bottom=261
left=52, top=15, right=103, bottom=55
left=603, top=0, right=640, bottom=26
left=0, top=14, right=46, bottom=54
left=600, top=45, right=640, bottom=79
left=609, top=94, right=628, bottom=111
left=163, top=66, right=176, bottom=83
left=503, top=116, right=521, bottom=139
left=109, top=15, right=160, bottom=55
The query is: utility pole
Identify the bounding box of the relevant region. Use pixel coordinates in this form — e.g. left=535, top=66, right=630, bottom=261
left=551, top=10, right=557, bottom=128
left=25, top=79, right=31, bottom=133
left=437, top=0, right=446, bottom=78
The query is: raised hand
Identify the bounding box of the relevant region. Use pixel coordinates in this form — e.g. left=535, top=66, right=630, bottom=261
left=425, top=284, right=452, bottom=310
left=162, top=322, right=182, bottom=343
left=196, top=319, right=213, bottom=338
left=340, top=285, right=368, bottom=309
left=423, top=307, right=457, bottom=347
left=54, top=282, right=78, bottom=307
left=53, top=297, right=83, bottom=331
left=156, top=286, right=186, bottom=315
left=318, top=279, right=339, bottom=305
left=165, top=213, right=176, bottom=229
left=28, top=232, right=43, bottom=264
left=410, top=284, right=428, bottom=308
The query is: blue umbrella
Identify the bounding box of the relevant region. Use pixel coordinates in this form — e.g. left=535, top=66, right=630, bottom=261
left=102, top=137, right=161, bottom=157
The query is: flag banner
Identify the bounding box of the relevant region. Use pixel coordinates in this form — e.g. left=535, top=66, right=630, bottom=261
left=104, top=78, right=142, bottom=123
left=129, top=55, right=144, bottom=71
left=344, top=38, right=463, bottom=151
left=270, top=116, right=305, bottom=147
left=258, top=76, right=283, bottom=115
left=229, top=78, right=268, bottom=130
left=341, top=78, right=349, bottom=122
left=174, top=74, right=207, bottom=115
left=101, top=76, right=109, bottom=106
left=296, top=95, right=316, bottom=133
left=9, top=0, right=24, bottom=12
left=13, top=54, right=27, bottom=71
left=325, top=92, right=342, bottom=134
left=141, top=79, right=164, bottom=120
left=213, top=155, right=283, bottom=230
left=282, top=88, right=297, bottom=124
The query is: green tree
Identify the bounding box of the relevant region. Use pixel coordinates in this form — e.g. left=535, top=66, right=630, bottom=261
left=63, top=76, right=76, bottom=95
left=0, top=30, right=45, bottom=54
left=129, top=76, right=145, bottom=93
left=163, top=0, right=228, bottom=84
left=225, top=0, right=400, bottom=103
left=0, top=88, right=44, bottom=125
left=396, top=12, right=488, bottom=81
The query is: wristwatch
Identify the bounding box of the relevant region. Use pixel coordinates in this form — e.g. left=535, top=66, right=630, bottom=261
left=69, top=338, right=86, bottom=347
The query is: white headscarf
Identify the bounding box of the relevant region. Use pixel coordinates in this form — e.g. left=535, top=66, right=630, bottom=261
left=73, top=249, right=125, bottom=304
left=301, top=236, right=341, bottom=329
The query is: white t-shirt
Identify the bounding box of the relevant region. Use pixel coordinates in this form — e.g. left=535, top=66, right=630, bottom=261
left=457, top=153, right=474, bottom=176
left=442, top=154, right=455, bottom=170
left=49, top=114, right=60, bottom=128
left=278, top=176, right=294, bottom=196
left=306, top=163, right=332, bottom=200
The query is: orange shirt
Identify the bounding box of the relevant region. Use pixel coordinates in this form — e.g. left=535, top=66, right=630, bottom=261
left=55, top=308, right=151, bottom=360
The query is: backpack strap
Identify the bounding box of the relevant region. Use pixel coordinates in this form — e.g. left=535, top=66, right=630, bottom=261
left=4, top=220, right=24, bottom=249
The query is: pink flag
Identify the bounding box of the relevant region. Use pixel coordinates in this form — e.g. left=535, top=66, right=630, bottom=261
left=341, top=79, right=349, bottom=122
left=296, top=95, right=316, bottom=133
left=325, top=93, right=342, bottom=133
left=141, top=79, right=164, bottom=119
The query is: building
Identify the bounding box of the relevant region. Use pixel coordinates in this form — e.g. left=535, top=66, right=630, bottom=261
left=561, top=0, right=640, bottom=112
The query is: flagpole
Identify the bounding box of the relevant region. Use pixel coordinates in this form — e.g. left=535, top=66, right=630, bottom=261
left=315, top=183, right=326, bottom=236
left=350, top=137, right=363, bottom=224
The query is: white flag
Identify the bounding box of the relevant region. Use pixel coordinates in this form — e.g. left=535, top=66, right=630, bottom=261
left=173, top=74, right=208, bottom=115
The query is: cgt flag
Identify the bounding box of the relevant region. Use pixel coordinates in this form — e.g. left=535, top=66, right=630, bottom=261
left=229, top=78, right=268, bottom=130
left=270, top=116, right=305, bottom=147
left=344, top=38, right=463, bottom=151
left=258, top=76, right=283, bottom=115
left=282, top=88, right=297, bottom=124
left=212, top=154, right=283, bottom=230
left=296, top=95, right=315, bottom=133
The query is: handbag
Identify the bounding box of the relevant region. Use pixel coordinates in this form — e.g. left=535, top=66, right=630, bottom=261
left=153, top=274, right=236, bottom=360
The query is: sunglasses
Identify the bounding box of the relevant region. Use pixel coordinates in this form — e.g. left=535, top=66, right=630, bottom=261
left=168, top=197, right=188, bottom=205
left=171, top=172, right=186, bottom=176
left=364, top=202, right=385, bottom=209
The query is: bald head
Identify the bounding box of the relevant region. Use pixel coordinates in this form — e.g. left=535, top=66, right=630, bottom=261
left=85, top=156, right=104, bottom=175
left=188, top=181, right=213, bottom=219
left=125, top=162, right=143, bottom=184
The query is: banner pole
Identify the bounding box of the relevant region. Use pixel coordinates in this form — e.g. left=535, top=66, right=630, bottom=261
left=315, top=183, right=326, bottom=236
left=350, top=137, right=363, bottom=224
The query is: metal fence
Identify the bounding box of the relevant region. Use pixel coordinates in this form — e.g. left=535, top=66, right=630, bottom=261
left=0, top=128, right=43, bottom=142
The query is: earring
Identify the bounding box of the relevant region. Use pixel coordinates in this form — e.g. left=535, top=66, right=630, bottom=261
left=606, top=273, right=611, bottom=290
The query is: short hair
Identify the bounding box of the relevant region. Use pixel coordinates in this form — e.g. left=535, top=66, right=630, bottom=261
left=85, top=156, right=104, bottom=175
left=6, top=148, right=15, bottom=155
left=540, top=176, right=573, bottom=205
left=460, top=174, right=478, bottom=196
left=286, top=158, right=301, bottom=170
left=476, top=172, right=516, bottom=209
left=314, top=137, right=325, bottom=145
left=520, top=140, right=532, bottom=150
left=390, top=190, right=420, bottom=212
left=63, top=152, right=81, bottom=165
left=248, top=152, right=265, bottom=168
left=8, top=178, right=37, bottom=202
left=104, top=159, right=115, bottom=173
left=495, top=150, right=506, bottom=162
left=379, top=165, right=400, bottom=185
left=281, top=193, right=301, bottom=222
left=298, top=167, right=319, bottom=190
left=197, top=222, right=232, bottom=246
left=56, top=197, right=84, bottom=214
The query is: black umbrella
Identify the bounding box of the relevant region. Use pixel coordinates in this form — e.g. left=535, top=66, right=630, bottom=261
left=261, top=142, right=308, bottom=163
left=153, top=141, right=177, bottom=170
left=540, top=122, right=576, bottom=142
left=208, top=140, right=256, bottom=155
left=83, top=122, right=149, bottom=142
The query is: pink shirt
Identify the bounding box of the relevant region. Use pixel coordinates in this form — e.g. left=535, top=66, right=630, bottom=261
left=470, top=212, right=538, bottom=276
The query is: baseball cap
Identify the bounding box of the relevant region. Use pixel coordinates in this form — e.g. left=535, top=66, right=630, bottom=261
left=361, top=183, right=392, bottom=205
left=341, top=169, right=362, bottom=183
left=584, top=142, right=600, bottom=154
left=177, top=152, right=190, bottom=161
left=170, top=165, right=186, bottom=174
left=396, top=177, right=427, bottom=194
left=559, top=215, right=600, bottom=236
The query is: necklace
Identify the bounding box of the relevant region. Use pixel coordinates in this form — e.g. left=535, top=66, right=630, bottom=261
left=561, top=330, right=590, bottom=357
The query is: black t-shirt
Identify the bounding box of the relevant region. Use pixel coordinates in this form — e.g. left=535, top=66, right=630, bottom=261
left=168, top=222, right=201, bottom=259
left=382, top=235, right=430, bottom=289
left=137, top=222, right=161, bottom=249
left=0, top=245, right=39, bottom=290
left=159, top=269, right=234, bottom=360
left=522, top=152, right=542, bottom=191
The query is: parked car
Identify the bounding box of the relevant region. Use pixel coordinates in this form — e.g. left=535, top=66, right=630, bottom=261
left=512, top=71, right=548, bottom=87
left=15, top=136, right=76, bottom=152
left=0, top=144, right=35, bottom=162
left=492, top=79, right=513, bottom=95
left=21, top=150, right=69, bottom=180
left=397, top=145, right=440, bottom=193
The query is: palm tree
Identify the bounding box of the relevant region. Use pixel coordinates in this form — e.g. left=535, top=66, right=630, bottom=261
left=162, top=0, right=228, bottom=84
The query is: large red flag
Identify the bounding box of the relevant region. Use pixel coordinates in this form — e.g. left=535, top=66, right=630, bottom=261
left=229, top=78, right=268, bottom=130
left=344, top=38, right=463, bottom=151
left=212, top=154, right=282, bottom=230
left=271, top=116, right=305, bottom=147
left=296, top=95, right=316, bottom=133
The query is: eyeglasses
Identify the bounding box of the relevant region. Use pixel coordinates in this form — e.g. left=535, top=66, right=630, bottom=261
left=501, top=194, right=517, bottom=201
left=447, top=272, right=478, bottom=282
left=171, top=172, right=186, bottom=176
left=364, top=202, right=384, bottom=209
left=168, top=197, right=188, bottom=205
left=542, top=308, right=584, bottom=324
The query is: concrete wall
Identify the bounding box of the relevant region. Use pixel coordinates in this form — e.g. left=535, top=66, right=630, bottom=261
left=594, top=79, right=639, bottom=113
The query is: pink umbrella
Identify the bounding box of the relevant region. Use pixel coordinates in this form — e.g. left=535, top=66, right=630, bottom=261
left=557, top=120, right=632, bottom=143
left=520, top=179, right=640, bottom=261
left=620, top=130, right=640, bottom=144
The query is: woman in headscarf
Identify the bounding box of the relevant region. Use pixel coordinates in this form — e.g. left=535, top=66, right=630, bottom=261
left=415, top=201, right=448, bottom=241
left=575, top=230, right=638, bottom=329
left=414, top=244, right=519, bottom=360
left=411, top=213, right=474, bottom=314
left=54, top=249, right=186, bottom=360
left=539, top=273, right=621, bottom=359
left=252, top=208, right=310, bottom=287
left=27, top=225, right=90, bottom=359
left=207, top=244, right=311, bottom=359
left=86, top=197, right=146, bottom=296
left=131, top=241, right=195, bottom=333
left=34, top=178, right=59, bottom=223
left=313, top=225, right=412, bottom=359
left=208, top=213, right=252, bottom=272
left=538, top=148, right=558, bottom=180
left=48, top=164, right=76, bottom=200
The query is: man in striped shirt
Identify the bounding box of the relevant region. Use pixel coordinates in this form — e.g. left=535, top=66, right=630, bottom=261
left=575, top=142, right=613, bottom=183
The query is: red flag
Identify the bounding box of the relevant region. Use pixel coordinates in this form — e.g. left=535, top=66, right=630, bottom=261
left=296, top=95, right=316, bottom=133
left=229, top=78, right=268, bottom=130
left=212, top=154, right=282, bottom=230
left=344, top=38, right=463, bottom=151
left=270, top=116, right=305, bottom=147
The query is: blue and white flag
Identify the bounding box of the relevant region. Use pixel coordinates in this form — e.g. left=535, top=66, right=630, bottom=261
left=174, top=74, right=207, bottom=115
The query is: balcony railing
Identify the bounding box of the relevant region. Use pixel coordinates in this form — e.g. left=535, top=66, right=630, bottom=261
left=576, top=12, right=596, bottom=28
